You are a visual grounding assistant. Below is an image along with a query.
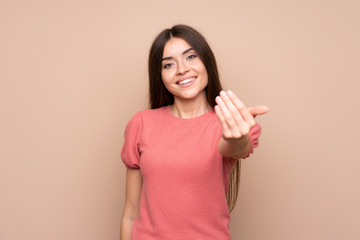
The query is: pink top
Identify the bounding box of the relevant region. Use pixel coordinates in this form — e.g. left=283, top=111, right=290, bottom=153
left=121, top=106, right=261, bottom=240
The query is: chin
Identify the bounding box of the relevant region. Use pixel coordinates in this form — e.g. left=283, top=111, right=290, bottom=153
left=177, top=92, right=205, bottom=101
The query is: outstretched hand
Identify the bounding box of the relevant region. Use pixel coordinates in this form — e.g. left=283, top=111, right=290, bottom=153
left=214, top=90, right=269, bottom=143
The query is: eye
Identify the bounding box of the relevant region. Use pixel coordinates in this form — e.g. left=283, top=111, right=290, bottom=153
left=186, top=54, right=197, bottom=60
left=163, top=63, right=174, bottom=69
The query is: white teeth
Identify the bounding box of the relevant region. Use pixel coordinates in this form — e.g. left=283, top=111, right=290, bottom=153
left=178, top=77, right=195, bottom=85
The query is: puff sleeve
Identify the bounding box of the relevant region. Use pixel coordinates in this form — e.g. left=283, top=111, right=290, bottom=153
left=121, top=111, right=143, bottom=169
left=243, top=123, right=262, bottom=159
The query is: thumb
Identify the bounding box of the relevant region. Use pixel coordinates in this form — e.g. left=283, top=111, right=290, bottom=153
left=248, top=105, right=269, bottom=118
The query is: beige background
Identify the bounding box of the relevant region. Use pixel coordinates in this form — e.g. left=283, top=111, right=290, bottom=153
left=1, top=0, right=359, bottom=239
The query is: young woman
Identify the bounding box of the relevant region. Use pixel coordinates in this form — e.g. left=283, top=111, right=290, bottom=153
left=120, top=25, right=268, bottom=240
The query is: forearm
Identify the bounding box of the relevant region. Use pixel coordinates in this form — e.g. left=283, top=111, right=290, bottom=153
left=120, top=217, right=136, bottom=240
left=121, top=169, right=142, bottom=240
left=218, top=135, right=251, bottom=159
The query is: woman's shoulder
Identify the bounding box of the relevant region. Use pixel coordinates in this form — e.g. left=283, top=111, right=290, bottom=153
left=127, top=106, right=168, bottom=123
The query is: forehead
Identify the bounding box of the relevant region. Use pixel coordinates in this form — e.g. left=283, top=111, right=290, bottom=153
left=162, top=37, right=192, bottom=57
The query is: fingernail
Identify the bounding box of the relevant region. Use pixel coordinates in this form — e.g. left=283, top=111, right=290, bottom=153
left=227, top=90, right=233, bottom=95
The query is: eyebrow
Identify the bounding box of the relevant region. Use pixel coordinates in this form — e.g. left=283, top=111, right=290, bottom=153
left=162, top=47, right=194, bottom=61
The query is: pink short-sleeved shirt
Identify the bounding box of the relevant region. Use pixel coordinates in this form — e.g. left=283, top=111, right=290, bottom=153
left=121, top=106, right=261, bottom=240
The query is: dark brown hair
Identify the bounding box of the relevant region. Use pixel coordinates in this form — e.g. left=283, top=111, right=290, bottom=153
left=148, top=24, right=240, bottom=212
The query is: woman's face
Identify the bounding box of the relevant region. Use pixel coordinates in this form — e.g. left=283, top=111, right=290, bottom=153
left=161, top=37, right=208, bottom=103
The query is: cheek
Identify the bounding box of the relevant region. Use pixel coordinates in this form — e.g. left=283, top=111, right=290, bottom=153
left=194, top=62, right=207, bottom=76
left=161, top=73, right=173, bottom=91
left=161, top=69, right=177, bottom=86
left=198, top=66, right=208, bottom=84
left=161, top=71, right=168, bottom=84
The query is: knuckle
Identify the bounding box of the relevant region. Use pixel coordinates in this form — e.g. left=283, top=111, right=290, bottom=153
left=241, top=129, right=249, bottom=136
left=248, top=119, right=256, bottom=128
left=233, top=132, right=242, bottom=138
left=223, top=132, right=232, bottom=139
left=241, top=124, right=250, bottom=135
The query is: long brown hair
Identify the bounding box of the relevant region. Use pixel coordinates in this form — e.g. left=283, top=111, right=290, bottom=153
left=148, top=24, right=240, bottom=212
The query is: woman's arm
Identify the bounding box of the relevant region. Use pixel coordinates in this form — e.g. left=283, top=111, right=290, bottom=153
left=215, top=90, right=269, bottom=159
left=218, top=134, right=251, bottom=159
left=120, top=169, right=142, bottom=240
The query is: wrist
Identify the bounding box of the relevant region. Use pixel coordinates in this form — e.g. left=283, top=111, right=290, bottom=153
left=219, top=135, right=251, bottom=159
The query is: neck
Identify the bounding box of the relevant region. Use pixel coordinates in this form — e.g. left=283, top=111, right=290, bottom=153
left=170, top=93, right=212, bottom=118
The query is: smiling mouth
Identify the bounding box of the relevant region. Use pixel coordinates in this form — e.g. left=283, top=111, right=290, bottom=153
left=177, top=77, right=196, bottom=85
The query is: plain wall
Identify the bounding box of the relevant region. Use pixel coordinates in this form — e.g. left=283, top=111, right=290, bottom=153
left=1, top=0, right=359, bottom=239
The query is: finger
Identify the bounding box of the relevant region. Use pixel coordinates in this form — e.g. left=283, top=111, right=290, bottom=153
left=215, top=95, right=237, bottom=129
left=226, top=90, right=255, bottom=127
left=219, top=91, right=245, bottom=129
left=214, top=105, right=232, bottom=137
left=248, top=105, right=269, bottom=118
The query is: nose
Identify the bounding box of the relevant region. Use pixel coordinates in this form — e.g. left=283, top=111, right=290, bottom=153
left=177, top=60, right=189, bottom=75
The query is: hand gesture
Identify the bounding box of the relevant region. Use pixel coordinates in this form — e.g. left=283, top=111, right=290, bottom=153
left=214, top=90, right=269, bottom=143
